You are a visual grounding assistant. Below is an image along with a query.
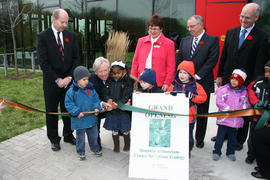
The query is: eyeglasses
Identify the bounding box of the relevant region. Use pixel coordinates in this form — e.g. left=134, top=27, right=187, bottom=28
left=187, top=23, right=199, bottom=30
left=149, top=26, right=161, bottom=31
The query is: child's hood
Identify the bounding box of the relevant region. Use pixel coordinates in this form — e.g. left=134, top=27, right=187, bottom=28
left=177, top=60, right=195, bottom=79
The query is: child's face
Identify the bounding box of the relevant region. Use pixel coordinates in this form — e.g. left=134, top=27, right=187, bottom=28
left=230, top=78, right=239, bottom=89
left=265, top=67, right=270, bottom=80
left=111, top=66, right=124, bottom=80
left=77, top=76, right=89, bottom=88
left=140, top=81, right=153, bottom=90
left=178, top=69, right=190, bottom=83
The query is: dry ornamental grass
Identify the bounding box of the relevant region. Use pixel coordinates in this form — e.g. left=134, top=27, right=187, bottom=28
left=106, top=31, right=130, bottom=64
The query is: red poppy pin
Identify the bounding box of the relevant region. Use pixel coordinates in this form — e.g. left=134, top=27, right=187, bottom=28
left=65, top=38, right=70, bottom=42
left=247, top=36, right=252, bottom=40
left=199, top=41, right=204, bottom=45
left=87, top=90, right=90, bottom=95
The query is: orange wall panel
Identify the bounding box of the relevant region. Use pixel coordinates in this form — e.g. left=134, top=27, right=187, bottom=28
left=196, top=0, right=247, bottom=78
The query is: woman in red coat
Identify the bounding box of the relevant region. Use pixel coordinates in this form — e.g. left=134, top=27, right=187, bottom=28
left=131, top=13, right=175, bottom=92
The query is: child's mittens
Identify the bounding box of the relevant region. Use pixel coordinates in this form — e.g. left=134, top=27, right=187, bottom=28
left=185, top=91, right=193, bottom=99
left=170, top=91, right=181, bottom=96
left=254, top=100, right=269, bottom=110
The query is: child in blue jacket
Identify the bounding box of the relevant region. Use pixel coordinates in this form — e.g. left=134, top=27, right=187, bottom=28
left=65, top=66, right=102, bottom=161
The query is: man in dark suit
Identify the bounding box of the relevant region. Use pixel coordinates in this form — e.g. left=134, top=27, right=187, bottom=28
left=178, top=15, right=219, bottom=149
left=216, top=3, right=269, bottom=163
left=37, top=8, right=80, bottom=151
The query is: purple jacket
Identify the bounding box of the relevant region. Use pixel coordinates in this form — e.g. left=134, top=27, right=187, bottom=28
left=215, top=83, right=251, bottom=128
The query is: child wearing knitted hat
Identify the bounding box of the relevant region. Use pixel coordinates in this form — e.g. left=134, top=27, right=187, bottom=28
left=137, top=69, right=163, bottom=93
left=213, top=68, right=251, bottom=161
left=65, top=66, right=102, bottom=161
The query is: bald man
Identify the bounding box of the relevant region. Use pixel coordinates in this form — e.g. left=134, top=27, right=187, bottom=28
left=37, top=8, right=80, bottom=151
left=216, top=2, right=269, bottom=161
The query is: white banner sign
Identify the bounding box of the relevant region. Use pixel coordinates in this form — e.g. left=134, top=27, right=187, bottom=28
left=129, top=93, right=189, bottom=180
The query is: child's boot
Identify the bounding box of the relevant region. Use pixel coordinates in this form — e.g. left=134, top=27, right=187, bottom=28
left=123, top=133, right=130, bottom=151
left=112, top=134, right=120, bottom=152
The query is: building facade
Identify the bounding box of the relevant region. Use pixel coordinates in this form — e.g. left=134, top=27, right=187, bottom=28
left=0, top=0, right=269, bottom=68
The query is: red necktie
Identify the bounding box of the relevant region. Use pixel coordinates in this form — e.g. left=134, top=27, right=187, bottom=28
left=57, top=32, right=64, bottom=62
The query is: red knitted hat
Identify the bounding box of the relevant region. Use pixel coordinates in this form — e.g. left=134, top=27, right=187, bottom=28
left=230, top=69, right=247, bottom=88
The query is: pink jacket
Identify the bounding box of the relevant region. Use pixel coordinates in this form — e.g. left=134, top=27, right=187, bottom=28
left=131, top=33, right=175, bottom=87
left=215, top=83, right=251, bottom=128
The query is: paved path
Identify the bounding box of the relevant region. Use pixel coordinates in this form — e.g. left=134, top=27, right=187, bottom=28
left=0, top=94, right=258, bottom=180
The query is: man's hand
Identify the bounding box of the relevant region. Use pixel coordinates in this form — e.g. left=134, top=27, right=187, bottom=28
left=125, top=99, right=131, bottom=106
left=112, top=102, right=118, bottom=109
left=62, top=76, right=72, bottom=88
left=102, top=102, right=112, bottom=111
left=133, top=81, right=138, bottom=90
left=216, top=77, right=222, bottom=88
left=162, top=84, right=169, bottom=92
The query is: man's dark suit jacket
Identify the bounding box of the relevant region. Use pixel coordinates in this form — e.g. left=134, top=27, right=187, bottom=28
left=90, top=72, right=111, bottom=102
left=178, top=33, right=219, bottom=94
left=37, top=28, right=80, bottom=88
left=217, top=25, right=269, bottom=86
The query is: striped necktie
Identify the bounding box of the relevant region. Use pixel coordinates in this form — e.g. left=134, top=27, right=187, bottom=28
left=57, top=32, right=64, bottom=62
left=190, top=37, right=198, bottom=58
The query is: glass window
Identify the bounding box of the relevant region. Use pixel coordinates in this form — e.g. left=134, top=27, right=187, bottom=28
left=154, top=0, right=195, bottom=38
left=38, top=0, right=58, bottom=8
left=117, top=0, right=195, bottom=51
left=118, top=0, right=152, bottom=51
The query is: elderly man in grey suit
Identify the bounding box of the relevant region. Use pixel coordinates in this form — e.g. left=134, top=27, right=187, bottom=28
left=178, top=15, right=219, bottom=149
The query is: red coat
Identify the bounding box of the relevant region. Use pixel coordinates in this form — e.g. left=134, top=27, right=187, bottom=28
left=131, top=33, right=175, bottom=87
left=167, top=61, right=207, bottom=123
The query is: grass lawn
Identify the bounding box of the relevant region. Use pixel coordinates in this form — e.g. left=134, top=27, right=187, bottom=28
left=0, top=52, right=135, bottom=142
left=0, top=69, right=46, bottom=142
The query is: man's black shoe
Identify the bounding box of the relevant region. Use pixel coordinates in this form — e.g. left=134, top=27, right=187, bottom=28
left=245, top=156, right=254, bottom=164
left=254, top=167, right=260, bottom=172
left=235, top=143, right=243, bottom=151
left=51, top=143, right=61, bottom=151
left=251, top=171, right=268, bottom=179
left=211, top=136, right=216, bottom=142
left=64, top=138, right=76, bottom=145
left=196, top=142, right=204, bottom=148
